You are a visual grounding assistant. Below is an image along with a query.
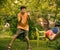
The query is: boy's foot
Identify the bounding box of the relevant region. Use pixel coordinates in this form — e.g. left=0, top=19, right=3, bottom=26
left=7, top=44, right=11, bottom=50
left=28, top=46, right=31, bottom=50
left=28, top=48, right=31, bottom=50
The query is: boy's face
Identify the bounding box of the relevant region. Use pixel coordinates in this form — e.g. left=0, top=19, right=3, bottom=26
left=21, top=8, right=26, bottom=13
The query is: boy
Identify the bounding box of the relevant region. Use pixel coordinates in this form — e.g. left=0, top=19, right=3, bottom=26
left=7, top=6, right=31, bottom=50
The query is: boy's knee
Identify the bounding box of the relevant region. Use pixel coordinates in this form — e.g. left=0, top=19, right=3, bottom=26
left=25, top=36, right=29, bottom=40
left=12, top=34, right=18, bottom=38
left=25, top=36, right=28, bottom=38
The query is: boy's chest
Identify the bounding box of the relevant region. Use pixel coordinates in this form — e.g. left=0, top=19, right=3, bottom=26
left=21, top=14, right=28, bottom=21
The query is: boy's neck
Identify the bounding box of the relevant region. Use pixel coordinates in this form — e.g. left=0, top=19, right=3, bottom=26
left=21, top=12, right=26, bottom=15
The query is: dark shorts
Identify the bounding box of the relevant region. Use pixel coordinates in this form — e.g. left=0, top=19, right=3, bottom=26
left=16, top=28, right=28, bottom=36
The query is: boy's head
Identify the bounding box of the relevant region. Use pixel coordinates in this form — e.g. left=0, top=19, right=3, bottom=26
left=20, top=6, right=26, bottom=13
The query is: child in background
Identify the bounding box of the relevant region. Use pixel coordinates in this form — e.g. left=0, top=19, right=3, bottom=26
left=46, top=27, right=60, bottom=41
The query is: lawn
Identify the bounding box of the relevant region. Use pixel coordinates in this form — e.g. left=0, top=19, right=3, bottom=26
left=0, top=38, right=59, bottom=50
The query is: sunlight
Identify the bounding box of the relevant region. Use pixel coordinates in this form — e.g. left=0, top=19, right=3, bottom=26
left=14, top=0, right=18, bottom=4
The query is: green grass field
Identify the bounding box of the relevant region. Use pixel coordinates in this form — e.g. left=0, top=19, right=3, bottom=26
left=0, top=38, right=59, bottom=50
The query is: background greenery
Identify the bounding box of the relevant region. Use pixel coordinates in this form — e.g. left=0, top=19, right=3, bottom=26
left=0, top=0, right=60, bottom=39
left=0, top=0, right=60, bottom=50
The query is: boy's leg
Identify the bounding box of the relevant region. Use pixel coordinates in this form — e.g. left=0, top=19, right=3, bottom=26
left=25, top=31, right=31, bottom=50
left=7, top=34, right=19, bottom=50
left=7, top=28, right=24, bottom=50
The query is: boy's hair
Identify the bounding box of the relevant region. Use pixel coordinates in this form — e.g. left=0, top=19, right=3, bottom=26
left=20, top=6, right=26, bottom=10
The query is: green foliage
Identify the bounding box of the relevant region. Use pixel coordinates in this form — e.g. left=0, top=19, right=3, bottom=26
left=0, top=0, right=60, bottom=39
left=10, top=15, right=18, bottom=34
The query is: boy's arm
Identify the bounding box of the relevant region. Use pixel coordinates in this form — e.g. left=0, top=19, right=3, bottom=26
left=27, top=12, right=31, bottom=20
left=17, top=13, right=21, bottom=23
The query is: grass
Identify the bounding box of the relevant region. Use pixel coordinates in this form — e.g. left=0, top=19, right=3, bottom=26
left=0, top=38, right=58, bottom=50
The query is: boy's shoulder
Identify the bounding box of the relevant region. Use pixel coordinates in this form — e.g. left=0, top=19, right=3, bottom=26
left=18, top=12, right=21, bottom=15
